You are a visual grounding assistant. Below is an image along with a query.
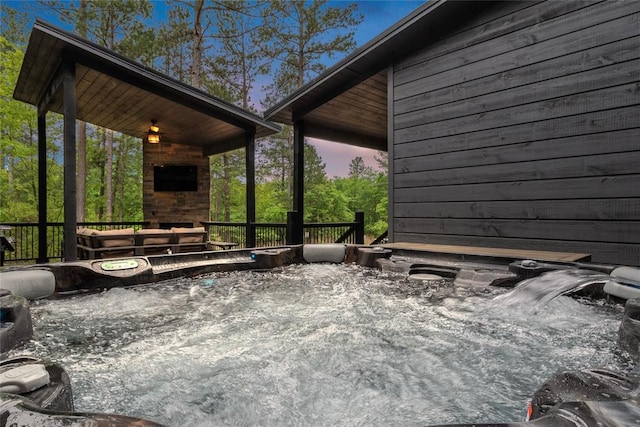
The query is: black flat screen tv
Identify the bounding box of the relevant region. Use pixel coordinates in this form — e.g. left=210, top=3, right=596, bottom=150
left=153, top=165, right=198, bottom=192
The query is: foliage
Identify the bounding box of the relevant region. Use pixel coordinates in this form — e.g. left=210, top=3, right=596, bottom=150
left=0, top=36, right=64, bottom=222
left=258, top=0, right=363, bottom=104
left=335, top=155, right=388, bottom=237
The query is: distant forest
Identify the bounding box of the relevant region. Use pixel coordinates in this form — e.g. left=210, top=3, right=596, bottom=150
left=0, top=1, right=388, bottom=238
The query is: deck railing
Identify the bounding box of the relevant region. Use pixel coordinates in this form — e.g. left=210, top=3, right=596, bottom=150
left=202, top=212, right=364, bottom=249
left=0, top=213, right=365, bottom=265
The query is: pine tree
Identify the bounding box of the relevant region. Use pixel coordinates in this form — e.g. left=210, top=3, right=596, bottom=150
left=256, top=0, right=362, bottom=221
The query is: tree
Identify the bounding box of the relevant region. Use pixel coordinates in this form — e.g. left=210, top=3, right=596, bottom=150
left=348, top=156, right=367, bottom=179
left=208, top=0, right=267, bottom=109
left=335, top=155, right=388, bottom=239
left=155, top=5, right=192, bottom=81
left=0, top=4, right=30, bottom=46
left=51, top=0, right=152, bottom=221
left=210, top=148, right=246, bottom=222
left=0, top=36, right=64, bottom=222
left=303, top=143, right=350, bottom=222
left=204, top=1, right=268, bottom=223
left=75, top=0, right=88, bottom=222
left=256, top=0, right=362, bottom=222
left=256, top=127, right=294, bottom=215
left=259, top=0, right=362, bottom=104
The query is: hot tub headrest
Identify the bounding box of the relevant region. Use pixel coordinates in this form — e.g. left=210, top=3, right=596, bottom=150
left=611, top=267, right=640, bottom=285
left=0, top=270, right=55, bottom=300
left=604, top=267, right=640, bottom=301
left=303, top=244, right=346, bottom=264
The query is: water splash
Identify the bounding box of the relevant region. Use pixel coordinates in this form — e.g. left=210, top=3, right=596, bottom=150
left=12, top=264, right=622, bottom=426
left=495, top=269, right=611, bottom=307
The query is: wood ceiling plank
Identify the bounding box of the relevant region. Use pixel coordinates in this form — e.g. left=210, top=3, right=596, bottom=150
left=90, top=80, right=145, bottom=126
left=312, top=96, right=387, bottom=124
left=20, top=31, right=45, bottom=102
left=307, top=109, right=385, bottom=137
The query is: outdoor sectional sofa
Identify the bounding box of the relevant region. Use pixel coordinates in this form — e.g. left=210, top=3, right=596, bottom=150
left=76, top=227, right=209, bottom=259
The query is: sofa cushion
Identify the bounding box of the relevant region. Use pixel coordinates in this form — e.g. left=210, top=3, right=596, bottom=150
left=93, top=228, right=135, bottom=248
left=136, top=229, right=173, bottom=245
left=77, top=227, right=100, bottom=236
left=171, top=227, right=206, bottom=244
left=77, top=228, right=100, bottom=246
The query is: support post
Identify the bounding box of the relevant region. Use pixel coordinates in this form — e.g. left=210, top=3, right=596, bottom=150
left=286, top=211, right=303, bottom=245
left=355, top=211, right=365, bottom=244
left=245, top=131, right=256, bottom=248
left=63, top=61, right=77, bottom=261
left=37, top=113, right=49, bottom=263
left=386, top=63, right=394, bottom=243
left=292, top=119, right=305, bottom=244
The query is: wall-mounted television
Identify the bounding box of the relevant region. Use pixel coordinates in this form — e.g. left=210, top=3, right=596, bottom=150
left=153, top=165, right=198, bottom=192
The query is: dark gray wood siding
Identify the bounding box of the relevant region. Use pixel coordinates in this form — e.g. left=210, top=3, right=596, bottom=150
left=391, top=0, right=640, bottom=266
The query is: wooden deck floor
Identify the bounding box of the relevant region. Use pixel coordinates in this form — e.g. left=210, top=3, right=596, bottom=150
left=381, top=242, right=591, bottom=263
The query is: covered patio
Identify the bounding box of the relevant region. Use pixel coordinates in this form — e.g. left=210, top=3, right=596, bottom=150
left=262, top=1, right=465, bottom=242
left=13, top=19, right=280, bottom=262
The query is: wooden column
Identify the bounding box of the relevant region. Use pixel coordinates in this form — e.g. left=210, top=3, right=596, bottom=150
left=355, top=211, right=365, bottom=244
left=63, top=61, right=77, bottom=261
left=292, top=119, right=305, bottom=244
left=37, top=113, right=49, bottom=263
left=245, top=130, right=256, bottom=248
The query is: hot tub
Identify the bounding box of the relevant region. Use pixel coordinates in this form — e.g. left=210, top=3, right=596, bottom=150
left=6, top=251, right=629, bottom=426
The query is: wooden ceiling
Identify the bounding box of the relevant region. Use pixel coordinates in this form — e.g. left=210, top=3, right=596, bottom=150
left=302, top=71, right=388, bottom=151
left=265, top=68, right=389, bottom=152
left=13, top=20, right=280, bottom=155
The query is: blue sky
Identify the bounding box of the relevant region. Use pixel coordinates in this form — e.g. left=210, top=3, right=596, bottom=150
left=5, top=0, right=424, bottom=176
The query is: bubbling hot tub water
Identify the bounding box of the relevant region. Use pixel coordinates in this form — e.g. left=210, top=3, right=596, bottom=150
left=13, top=264, right=624, bottom=426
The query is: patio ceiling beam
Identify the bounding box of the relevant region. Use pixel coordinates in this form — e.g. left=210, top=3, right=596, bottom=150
left=304, top=122, right=387, bottom=151
left=202, top=134, right=250, bottom=156
left=36, top=59, right=63, bottom=116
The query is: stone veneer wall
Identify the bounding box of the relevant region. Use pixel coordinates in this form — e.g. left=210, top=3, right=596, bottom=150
left=143, top=142, right=210, bottom=228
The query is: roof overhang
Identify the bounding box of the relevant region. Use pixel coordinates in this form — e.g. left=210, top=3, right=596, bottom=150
left=264, top=0, right=487, bottom=151
left=14, top=20, right=280, bottom=155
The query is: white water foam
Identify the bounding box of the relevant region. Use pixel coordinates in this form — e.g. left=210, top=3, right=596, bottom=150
left=14, top=264, right=623, bottom=426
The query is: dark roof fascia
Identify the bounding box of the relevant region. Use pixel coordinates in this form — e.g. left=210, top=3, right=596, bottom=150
left=17, top=19, right=281, bottom=136
left=263, top=0, right=448, bottom=123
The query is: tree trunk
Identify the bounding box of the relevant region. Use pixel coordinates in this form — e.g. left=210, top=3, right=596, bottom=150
left=77, top=121, right=86, bottom=222
left=98, top=129, right=106, bottom=220
left=105, top=129, right=114, bottom=222
left=191, top=0, right=204, bottom=88
left=116, top=135, right=127, bottom=222
left=222, top=153, right=230, bottom=222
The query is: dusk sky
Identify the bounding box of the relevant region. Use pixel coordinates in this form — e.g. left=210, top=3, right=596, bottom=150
left=5, top=0, right=425, bottom=177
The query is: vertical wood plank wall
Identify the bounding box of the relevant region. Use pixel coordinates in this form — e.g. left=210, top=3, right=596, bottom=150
left=391, top=0, right=640, bottom=265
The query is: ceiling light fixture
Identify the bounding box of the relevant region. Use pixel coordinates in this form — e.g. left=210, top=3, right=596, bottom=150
left=147, top=120, right=160, bottom=144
